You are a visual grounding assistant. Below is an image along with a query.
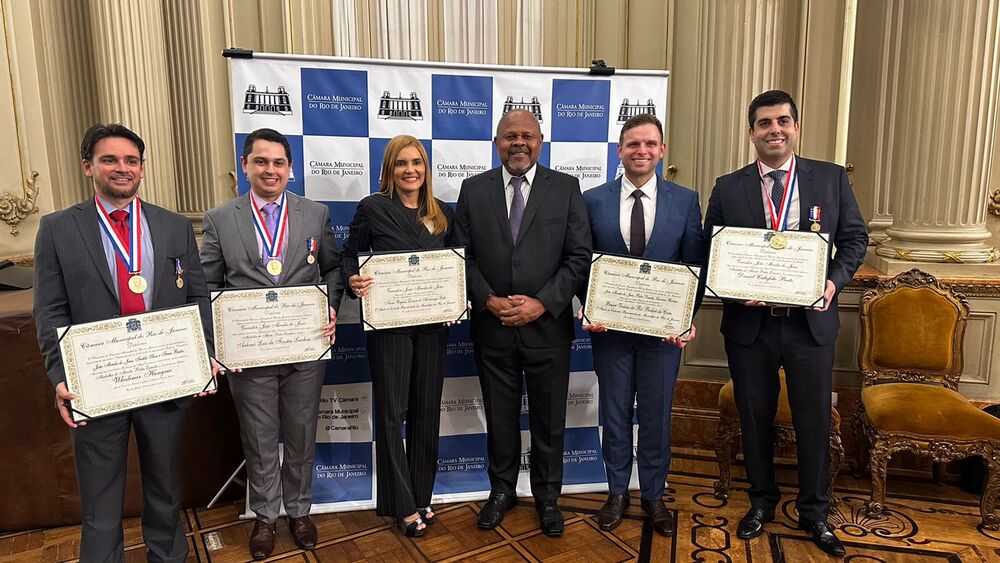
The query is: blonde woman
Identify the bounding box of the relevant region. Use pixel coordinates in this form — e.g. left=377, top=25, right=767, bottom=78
left=341, top=135, right=453, bottom=537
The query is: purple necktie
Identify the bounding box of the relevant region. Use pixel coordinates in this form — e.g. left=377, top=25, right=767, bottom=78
left=509, top=176, right=526, bottom=242
left=261, top=202, right=280, bottom=281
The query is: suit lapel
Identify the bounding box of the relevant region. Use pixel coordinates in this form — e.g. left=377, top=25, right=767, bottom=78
left=71, top=203, right=117, bottom=299
left=235, top=194, right=273, bottom=283
left=383, top=195, right=426, bottom=248
left=604, top=179, right=629, bottom=254
left=795, top=157, right=814, bottom=231
left=515, top=165, right=549, bottom=247
left=145, top=204, right=171, bottom=307
left=643, top=178, right=675, bottom=257
left=283, top=193, right=305, bottom=277
left=740, top=165, right=767, bottom=229
left=488, top=170, right=514, bottom=248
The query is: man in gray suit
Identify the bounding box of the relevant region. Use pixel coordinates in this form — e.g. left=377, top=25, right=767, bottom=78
left=201, top=128, right=342, bottom=560
left=33, top=123, right=216, bottom=562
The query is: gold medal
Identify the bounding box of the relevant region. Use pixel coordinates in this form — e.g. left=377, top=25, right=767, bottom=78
left=307, top=254, right=316, bottom=265
left=810, top=222, right=821, bottom=232
left=128, top=274, right=148, bottom=294
left=769, top=233, right=788, bottom=250
left=176, top=277, right=184, bottom=289
left=266, top=259, right=283, bottom=276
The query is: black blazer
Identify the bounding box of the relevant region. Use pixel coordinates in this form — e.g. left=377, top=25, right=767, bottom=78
left=703, top=157, right=868, bottom=346
left=453, top=164, right=592, bottom=347
left=341, top=193, right=455, bottom=331
left=33, top=200, right=212, bottom=388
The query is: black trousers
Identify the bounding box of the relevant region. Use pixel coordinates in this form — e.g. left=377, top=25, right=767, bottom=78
left=724, top=310, right=834, bottom=522
left=475, top=338, right=571, bottom=502
left=368, top=328, right=447, bottom=519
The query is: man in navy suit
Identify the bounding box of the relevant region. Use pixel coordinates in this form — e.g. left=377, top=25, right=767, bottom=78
left=704, top=90, right=868, bottom=556
left=581, top=114, right=705, bottom=536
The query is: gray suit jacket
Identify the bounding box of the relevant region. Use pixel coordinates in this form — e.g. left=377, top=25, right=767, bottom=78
left=33, top=199, right=213, bottom=388
left=200, top=192, right=343, bottom=309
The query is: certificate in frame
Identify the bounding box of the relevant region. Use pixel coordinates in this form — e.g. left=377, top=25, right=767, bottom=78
left=582, top=253, right=701, bottom=339
left=211, top=284, right=332, bottom=370
left=58, top=304, right=215, bottom=422
left=358, top=247, right=468, bottom=331
left=705, top=226, right=829, bottom=307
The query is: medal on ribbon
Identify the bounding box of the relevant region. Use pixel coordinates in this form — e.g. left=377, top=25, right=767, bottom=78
left=175, top=257, right=185, bottom=288
left=306, top=237, right=317, bottom=264
left=810, top=205, right=822, bottom=232
left=251, top=193, right=288, bottom=276
left=758, top=155, right=797, bottom=250
left=95, top=196, right=146, bottom=294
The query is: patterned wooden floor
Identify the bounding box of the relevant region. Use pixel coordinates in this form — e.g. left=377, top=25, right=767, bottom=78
left=4, top=451, right=1000, bottom=562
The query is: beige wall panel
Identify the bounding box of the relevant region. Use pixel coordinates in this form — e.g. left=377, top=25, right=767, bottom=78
left=591, top=0, right=627, bottom=69
left=624, top=0, right=668, bottom=71
left=289, top=0, right=334, bottom=55
left=796, top=0, right=845, bottom=163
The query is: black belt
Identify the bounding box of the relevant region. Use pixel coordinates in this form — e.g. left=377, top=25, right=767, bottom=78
left=769, top=306, right=799, bottom=317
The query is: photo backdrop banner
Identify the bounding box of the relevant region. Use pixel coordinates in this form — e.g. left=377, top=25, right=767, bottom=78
left=227, top=52, right=670, bottom=515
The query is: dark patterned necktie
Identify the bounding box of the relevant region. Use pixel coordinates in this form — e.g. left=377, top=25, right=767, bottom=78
left=768, top=170, right=787, bottom=216
left=509, top=176, right=526, bottom=241
left=630, top=189, right=645, bottom=257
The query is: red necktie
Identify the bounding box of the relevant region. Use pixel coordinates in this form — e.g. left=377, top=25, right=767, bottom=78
left=110, top=210, right=146, bottom=315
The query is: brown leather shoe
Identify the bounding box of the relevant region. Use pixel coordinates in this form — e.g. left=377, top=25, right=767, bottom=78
left=289, top=515, right=318, bottom=550
left=249, top=519, right=276, bottom=560
left=596, top=493, right=630, bottom=531
left=640, top=499, right=675, bottom=537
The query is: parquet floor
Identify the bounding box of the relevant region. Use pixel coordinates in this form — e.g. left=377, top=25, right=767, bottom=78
left=4, top=451, right=1000, bottom=562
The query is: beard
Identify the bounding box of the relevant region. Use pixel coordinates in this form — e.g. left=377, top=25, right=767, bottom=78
left=96, top=179, right=140, bottom=202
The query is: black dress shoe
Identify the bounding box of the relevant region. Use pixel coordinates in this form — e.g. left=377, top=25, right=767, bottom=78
left=535, top=500, right=564, bottom=537
left=640, top=498, right=674, bottom=537
left=596, top=493, right=631, bottom=531
left=736, top=507, right=775, bottom=539
left=800, top=519, right=846, bottom=556
left=477, top=491, right=518, bottom=529
left=249, top=519, right=277, bottom=560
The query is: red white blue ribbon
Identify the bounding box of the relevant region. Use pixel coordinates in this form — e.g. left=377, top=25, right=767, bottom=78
left=95, top=196, right=142, bottom=273
left=758, top=154, right=797, bottom=232
left=251, top=192, right=288, bottom=260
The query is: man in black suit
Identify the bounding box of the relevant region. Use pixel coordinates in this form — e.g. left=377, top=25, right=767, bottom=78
left=453, top=110, right=592, bottom=537
left=33, top=124, right=216, bottom=562
left=704, top=90, right=868, bottom=556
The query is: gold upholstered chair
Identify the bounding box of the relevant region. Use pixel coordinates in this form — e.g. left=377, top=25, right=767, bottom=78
left=714, top=370, right=844, bottom=501
left=853, top=269, right=1000, bottom=530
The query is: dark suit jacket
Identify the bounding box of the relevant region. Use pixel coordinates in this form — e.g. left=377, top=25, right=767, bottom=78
left=340, top=193, right=455, bottom=331
left=453, top=164, right=592, bottom=347
left=585, top=175, right=705, bottom=277
left=703, top=157, right=868, bottom=346
left=33, top=199, right=212, bottom=388
left=201, top=192, right=343, bottom=310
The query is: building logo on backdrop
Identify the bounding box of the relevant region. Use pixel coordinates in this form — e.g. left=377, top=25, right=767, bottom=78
left=617, top=97, right=656, bottom=123
left=243, top=84, right=293, bottom=115
left=377, top=91, right=424, bottom=120
left=502, top=95, right=544, bottom=122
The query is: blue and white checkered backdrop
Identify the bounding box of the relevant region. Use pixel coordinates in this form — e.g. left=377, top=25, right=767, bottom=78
left=228, top=53, right=669, bottom=515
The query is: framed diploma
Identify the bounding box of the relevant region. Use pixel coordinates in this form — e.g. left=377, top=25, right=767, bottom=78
left=58, top=304, right=214, bottom=422
left=705, top=226, right=829, bottom=307
left=582, top=254, right=701, bottom=339
left=211, top=284, right=332, bottom=370
left=358, top=247, right=468, bottom=331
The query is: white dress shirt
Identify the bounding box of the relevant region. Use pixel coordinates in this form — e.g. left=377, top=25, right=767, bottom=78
left=501, top=164, right=537, bottom=213
left=758, top=155, right=800, bottom=230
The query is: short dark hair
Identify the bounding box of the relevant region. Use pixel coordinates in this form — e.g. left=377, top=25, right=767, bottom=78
left=748, top=90, right=798, bottom=129
left=80, top=124, right=145, bottom=162
left=242, top=128, right=292, bottom=163
left=618, top=113, right=663, bottom=145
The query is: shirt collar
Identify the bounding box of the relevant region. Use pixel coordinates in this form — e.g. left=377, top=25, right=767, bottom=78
left=502, top=163, right=537, bottom=188
left=249, top=189, right=285, bottom=210
left=758, top=154, right=794, bottom=179
left=95, top=194, right=135, bottom=213
left=621, top=173, right=658, bottom=200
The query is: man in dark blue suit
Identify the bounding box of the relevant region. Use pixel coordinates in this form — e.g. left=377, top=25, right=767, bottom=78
left=704, top=90, right=868, bottom=557
left=581, top=114, right=705, bottom=536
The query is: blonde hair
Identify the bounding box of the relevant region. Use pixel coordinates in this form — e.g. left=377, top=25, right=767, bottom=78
left=378, top=135, right=447, bottom=235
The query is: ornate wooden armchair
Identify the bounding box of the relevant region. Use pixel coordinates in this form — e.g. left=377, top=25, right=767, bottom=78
left=714, top=370, right=844, bottom=502
left=853, top=269, right=1000, bottom=530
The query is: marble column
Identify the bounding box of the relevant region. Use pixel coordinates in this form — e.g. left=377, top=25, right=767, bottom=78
left=872, top=0, right=1000, bottom=273
left=88, top=0, right=178, bottom=210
